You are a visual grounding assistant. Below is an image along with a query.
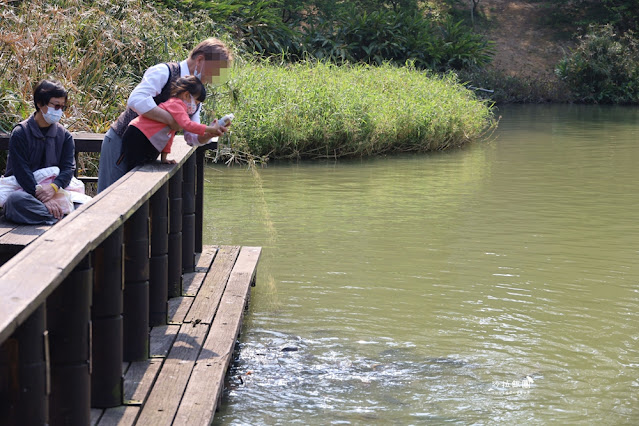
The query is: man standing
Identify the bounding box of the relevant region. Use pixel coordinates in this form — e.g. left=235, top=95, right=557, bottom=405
left=97, top=38, right=233, bottom=192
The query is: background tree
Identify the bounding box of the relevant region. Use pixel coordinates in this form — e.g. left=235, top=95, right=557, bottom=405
left=556, top=24, right=639, bottom=103
left=470, top=0, right=480, bottom=26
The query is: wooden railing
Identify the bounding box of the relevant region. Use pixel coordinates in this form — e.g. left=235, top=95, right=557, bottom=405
left=0, top=132, right=104, bottom=184
left=0, top=134, right=215, bottom=424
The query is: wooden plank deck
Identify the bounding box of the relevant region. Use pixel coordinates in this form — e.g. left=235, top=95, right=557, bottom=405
left=91, top=245, right=261, bottom=426
left=0, top=217, right=51, bottom=264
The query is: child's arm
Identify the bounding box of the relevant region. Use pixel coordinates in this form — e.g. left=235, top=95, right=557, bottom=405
left=164, top=99, right=208, bottom=135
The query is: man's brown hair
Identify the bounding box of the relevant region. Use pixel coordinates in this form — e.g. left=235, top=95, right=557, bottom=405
left=189, top=38, right=233, bottom=62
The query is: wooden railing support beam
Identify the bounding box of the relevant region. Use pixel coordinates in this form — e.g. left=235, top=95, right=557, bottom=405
left=47, top=255, right=92, bottom=426
left=150, top=183, right=169, bottom=326
left=123, top=202, right=150, bottom=361
left=195, top=147, right=205, bottom=254
left=0, top=304, right=48, bottom=426
left=182, top=154, right=196, bottom=272
left=91, top=228, right=124, bottom=408
left=168, top=169, right=183, bottom=298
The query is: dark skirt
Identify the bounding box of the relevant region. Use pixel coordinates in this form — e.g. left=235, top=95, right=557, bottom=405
left=119, top=125, right=160, bottom=171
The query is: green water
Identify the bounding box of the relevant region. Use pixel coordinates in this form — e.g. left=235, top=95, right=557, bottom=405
left=205, top=104, right=639, bottom=425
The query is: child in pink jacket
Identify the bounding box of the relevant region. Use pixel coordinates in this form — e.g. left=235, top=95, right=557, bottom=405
left=118, top=75, right=223, bottom=171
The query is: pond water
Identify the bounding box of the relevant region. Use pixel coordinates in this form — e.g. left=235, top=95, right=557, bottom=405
left=205, top=104, right=639, bottom=425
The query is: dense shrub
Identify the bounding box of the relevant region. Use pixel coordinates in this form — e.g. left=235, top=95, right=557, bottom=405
left=152, top=0, right=296, bottom=58
left=281, top=0, right=429, bottom=22
left=540, top=0, right=639, bottom=34
left=602, top=0, right=639, bottom=33
left=153, top=0, right=493, bottom=72
left=298, top=9, right=493, bottom=72
left=556, top=24, right=639, bottom=104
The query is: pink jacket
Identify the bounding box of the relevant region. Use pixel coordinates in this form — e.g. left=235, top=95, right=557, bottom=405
left=130, top=97, right=207, bottom=153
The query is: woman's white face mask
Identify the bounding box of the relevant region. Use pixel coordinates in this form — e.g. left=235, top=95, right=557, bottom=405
left=42, top=106, right=63, bottom=124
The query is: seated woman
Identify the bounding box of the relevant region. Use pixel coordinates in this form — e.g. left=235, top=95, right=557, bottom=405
left=2, top=79, right=76, bottom=225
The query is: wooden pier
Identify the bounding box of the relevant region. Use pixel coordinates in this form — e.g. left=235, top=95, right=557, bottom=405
left=0, top=134, right=261, bottom=425
left=93, top=245, right=259, bottom=425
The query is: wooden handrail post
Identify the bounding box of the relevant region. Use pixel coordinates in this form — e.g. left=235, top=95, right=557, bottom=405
left=123, top=202, right=150, bottom=361
left=91, top=228, right=124, bottom=407
left=47, top=255, right=92, bottom=425
left=182, top=154, right=196, bottom=272
left=0, top=304, right=48, bottom=426
left=195, top=147, right=205, bottom=254
left=168, top=169, right=183, bottom=298
left=149, top=183, right=169, bottom=326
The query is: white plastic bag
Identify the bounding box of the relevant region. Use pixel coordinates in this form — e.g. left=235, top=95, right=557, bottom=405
left=0, top=166, right=92, bottom=208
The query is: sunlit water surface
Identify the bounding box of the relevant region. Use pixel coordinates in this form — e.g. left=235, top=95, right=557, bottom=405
left=204, top=104, right=639, bottom=425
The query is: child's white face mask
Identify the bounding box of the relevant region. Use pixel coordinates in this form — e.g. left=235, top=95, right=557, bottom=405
left=184, top=95, right=197, bottom=115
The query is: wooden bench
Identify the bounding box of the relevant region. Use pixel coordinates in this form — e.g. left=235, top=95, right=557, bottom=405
left=0, top=217, right=50, bottom=264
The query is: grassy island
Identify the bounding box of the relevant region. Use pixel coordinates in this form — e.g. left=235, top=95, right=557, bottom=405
left=213, top=61, right=495, bottom=160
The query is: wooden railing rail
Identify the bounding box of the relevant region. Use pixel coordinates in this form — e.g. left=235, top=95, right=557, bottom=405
left=0, top=135, right=212, bottom=424
left=0, top=131, right=104, bottom=151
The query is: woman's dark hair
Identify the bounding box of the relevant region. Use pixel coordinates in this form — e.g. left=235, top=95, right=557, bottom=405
left=33, top=79, right=68, bottom=111
left=171, top=75, right=206, bottom=102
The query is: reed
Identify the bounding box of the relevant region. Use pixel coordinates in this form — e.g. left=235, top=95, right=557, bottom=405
left=211, top=60, right=496, bottom=160
left=0, top=0, right=223, bottom=133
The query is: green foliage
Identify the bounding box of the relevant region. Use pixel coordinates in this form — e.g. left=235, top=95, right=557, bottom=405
left=556, top=24, right=639, bottom=104
left=211, top=60, right=495, bottom=159
left=1, top=0, right=494, bottom=166
left=281, top=0, right=423, bottom=21
left=437, top=19, right=494, bottom=70
left=600, top=0, right=639, bottom=32
left=148, top=0, right=491, bottom=73
left=539, top=0, right=639, bottom=33
left=298, top=9, right=493, bottom=72
left=151, top=0, right=296, bottom=58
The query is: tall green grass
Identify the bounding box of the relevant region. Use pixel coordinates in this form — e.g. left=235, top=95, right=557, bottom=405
left=212, top=60, right=495, bottom=159
left=1, top=0, right=495, bottom=167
